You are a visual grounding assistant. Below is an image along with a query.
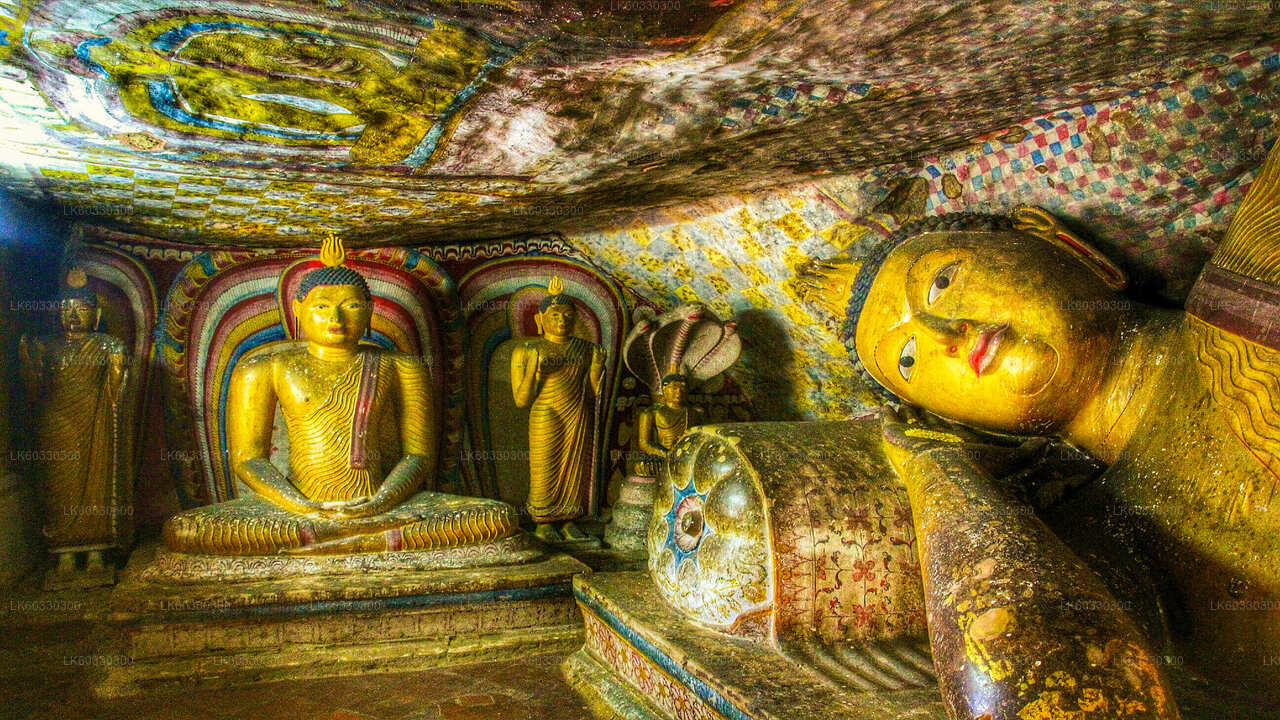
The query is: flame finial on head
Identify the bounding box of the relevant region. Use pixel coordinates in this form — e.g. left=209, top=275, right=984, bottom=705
left=65, top=267, right=87, bottom=289
left=538, top=276, right=574, bottom=312
left=294, top=231, right=371, bottom=302
left=320, top=231, right=346, bottom=268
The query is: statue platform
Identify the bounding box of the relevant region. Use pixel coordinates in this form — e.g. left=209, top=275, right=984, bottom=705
left=563, top=571, right=949, bottom=720
left=94, top=539, right=590, bottom=698
left=565, top=572, right=1270, bottom=720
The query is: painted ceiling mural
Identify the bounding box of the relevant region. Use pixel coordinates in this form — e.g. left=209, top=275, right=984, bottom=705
left=0, top=1, right=1278, bottom=246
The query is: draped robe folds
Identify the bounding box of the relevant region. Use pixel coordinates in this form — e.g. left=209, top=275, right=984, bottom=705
left=527, top=337, right=597, bottom=523
left=283, top=350, right=385, bottom=502
left=31, top=334, right=127, bottom=549
left=162, top=346, right=519, bottom=556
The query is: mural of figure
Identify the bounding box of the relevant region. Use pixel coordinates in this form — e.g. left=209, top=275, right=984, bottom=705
left=19, top=269, right=131, bottom=589
left=510, top=277, right=606, bottom=544
left=31, top=13, right=501, bottom=166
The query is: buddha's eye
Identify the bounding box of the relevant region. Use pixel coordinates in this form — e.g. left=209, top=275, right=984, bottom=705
left=898, top=336, right=917, bottom=381
left=928, top=262, right=960, bottom=305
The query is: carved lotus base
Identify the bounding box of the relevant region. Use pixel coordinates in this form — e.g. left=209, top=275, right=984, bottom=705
left=93, top=541, right=589, bottom=698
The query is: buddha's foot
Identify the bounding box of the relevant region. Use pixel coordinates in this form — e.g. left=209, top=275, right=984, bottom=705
left=54, top=552, right=76, bottom=575
left=534, top=524, right=564, bottom=543
left=561, top=521, right=589, bottom=541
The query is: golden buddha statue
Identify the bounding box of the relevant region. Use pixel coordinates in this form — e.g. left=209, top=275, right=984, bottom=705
left=510, top=277, right=606, bottom=544
left=634, top=373, right=703, bottom=476
left=162, top=235, right=519, bottom=556
left=790, top=141, right=1280, bottom=716
left=19, top=268, right=131, bottom=588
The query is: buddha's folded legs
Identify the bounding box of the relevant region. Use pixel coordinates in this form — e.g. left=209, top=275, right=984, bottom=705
left=163, top=491, right=519, bottom=556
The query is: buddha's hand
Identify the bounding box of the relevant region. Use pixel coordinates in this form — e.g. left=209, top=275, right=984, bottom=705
left=879, top=405, right=968, bottom=482
left=316, top=496, right=373, bottom=518
left=880, top=405, right=1048, bottom=484
left=589, top=346, right=605, bottom=388
left=326, top=494, right=393, bottom=519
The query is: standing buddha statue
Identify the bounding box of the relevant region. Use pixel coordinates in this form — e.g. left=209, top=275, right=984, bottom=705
left=19, top=268, right=131, bottom=589
left=510, top=277, right=606, bottom=545
left=162, top=235, right=519, bottom=556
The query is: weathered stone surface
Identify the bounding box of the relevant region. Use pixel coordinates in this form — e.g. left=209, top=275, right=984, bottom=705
left=94, top=541, right=590, bottom=697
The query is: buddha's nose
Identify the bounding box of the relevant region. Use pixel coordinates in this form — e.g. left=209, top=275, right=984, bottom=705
left=915, top=312, right=973, bottom=349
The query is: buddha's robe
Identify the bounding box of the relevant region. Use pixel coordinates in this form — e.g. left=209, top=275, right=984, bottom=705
left=25, top=333, right=129, bottom=550
left=164, top=348, right=517, bottom=555
left=526, top=337, right=597, bottom=523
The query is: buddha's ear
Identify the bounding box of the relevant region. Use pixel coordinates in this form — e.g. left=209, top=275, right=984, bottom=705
left=291, top=299, right=303, bottom=339
left=1012, top=206, right=1128, bottom=290
left=93, top=306, right=102, bottom=332
left=533, top=310, right=544, bottom=336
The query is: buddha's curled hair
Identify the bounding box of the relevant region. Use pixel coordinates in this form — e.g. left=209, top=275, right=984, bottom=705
left=295, top=265, right=372, bottom=301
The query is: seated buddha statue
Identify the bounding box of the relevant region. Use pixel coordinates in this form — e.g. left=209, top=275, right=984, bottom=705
left=634, top=373, right=703, bottom=476
left=162, top=236, right=519, bottom=556
left=787, top=140, right=1280, bottom=718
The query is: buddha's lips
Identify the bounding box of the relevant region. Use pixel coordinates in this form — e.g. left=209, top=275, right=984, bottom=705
left=968, top=324, right=1010, bottom=377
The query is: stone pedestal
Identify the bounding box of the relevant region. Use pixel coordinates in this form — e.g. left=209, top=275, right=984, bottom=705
left=564, top=571, right=948, bottom=720
left=564, top=573, right=1266, bottom=720
left=603, top=473, right=655, bottom=552
left=94, top=540, right=590, bottom=698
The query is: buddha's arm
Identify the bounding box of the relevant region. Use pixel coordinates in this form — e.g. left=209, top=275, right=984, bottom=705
left=636, top=409, right=664, bottom=456
left=880, top=412, right=1177, bottom=720
left=510, top=343, right=539, bottom=409
left=340, top=355, right=434, bottom=517
left=17, top=336, right=41, bottom=400
left=226, top=356, right=318, bottom=514
left=589, top=345, right=605, bottom=396
left=107, top=343, right=128, bottom=408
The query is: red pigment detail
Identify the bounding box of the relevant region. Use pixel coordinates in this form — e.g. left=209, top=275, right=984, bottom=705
left=968, top=333, right=992, bottom=376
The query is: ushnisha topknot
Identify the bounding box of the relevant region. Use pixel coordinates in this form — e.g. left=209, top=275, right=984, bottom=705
left=59, top=267, right=98, bottom=305
left=295, top=231, right=371, bottom=302
left=841, top=212, right=1014, bottom=396
left=538, top=276, right=575, bottom=312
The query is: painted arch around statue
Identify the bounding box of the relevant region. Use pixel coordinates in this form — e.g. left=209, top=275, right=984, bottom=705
left=458, top=255, right=628, bottom=517
left=157, top=248, right=460, bottom=505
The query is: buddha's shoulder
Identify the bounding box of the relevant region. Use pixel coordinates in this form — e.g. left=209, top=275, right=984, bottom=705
left=372, top=347, right=430, bottom=373
left=235, top=346, right=298, bottom=374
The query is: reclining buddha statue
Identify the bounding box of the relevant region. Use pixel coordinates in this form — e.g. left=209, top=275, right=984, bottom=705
left=163, top=235, right=520, bottom=557
left=649, top=141, right=1280, bottom=719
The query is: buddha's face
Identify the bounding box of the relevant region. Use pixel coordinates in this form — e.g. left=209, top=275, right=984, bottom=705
left=59, top=299, right=97, bottom=334
left=661, top=379, right=687, bottom=408
left=853, top=230, right=1121, bottom=434
left=294, top=284, right=372, bottom=349
left=540, top=302, right=577, bottom=339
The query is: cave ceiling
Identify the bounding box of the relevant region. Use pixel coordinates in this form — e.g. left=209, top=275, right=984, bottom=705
left=0, top=0, right=1277, bottom=247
